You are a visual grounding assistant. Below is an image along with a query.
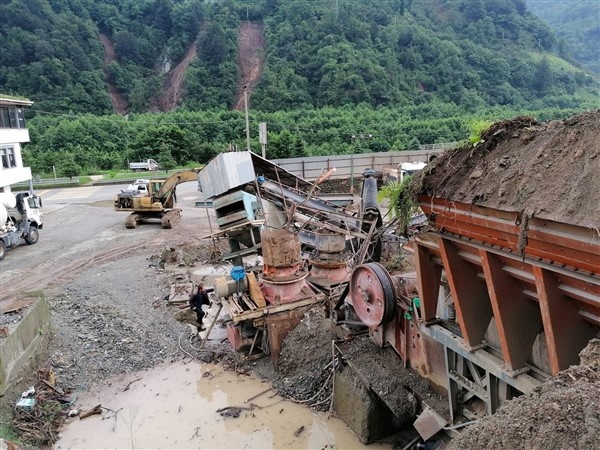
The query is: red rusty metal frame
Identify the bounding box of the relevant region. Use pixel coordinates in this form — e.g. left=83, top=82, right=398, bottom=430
left=415, top=198, right=600, bottom=376
left=533, top=266, right=597, bottom=374
left=480, top=250, right=543, bottom=371
left=438, top=239, right=493, bottom=348
left=420, top=196, right=600, bottom=275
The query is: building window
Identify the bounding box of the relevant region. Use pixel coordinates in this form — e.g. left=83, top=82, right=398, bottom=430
left=1, top=147, right=17, bottom=169
left=0, top=108, right=10, bottom=128
left=0, top=106, right=26, bottom=129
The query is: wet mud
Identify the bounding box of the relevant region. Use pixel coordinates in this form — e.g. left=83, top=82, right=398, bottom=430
left=57, top=361, right=392, bottom=449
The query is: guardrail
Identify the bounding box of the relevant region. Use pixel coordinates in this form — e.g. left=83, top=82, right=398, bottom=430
left=13, top=177, right=80, bottom=189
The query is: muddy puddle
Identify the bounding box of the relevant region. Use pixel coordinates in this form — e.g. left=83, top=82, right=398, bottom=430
left=57, top=361, right=391, bottom=449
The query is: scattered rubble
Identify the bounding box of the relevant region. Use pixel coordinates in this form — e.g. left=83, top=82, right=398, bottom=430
left=253, top=306, right=337, bottom=411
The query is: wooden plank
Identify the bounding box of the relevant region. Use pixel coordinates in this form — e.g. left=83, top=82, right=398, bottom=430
left=225, top=297, right=243, bottom=314
left=168, top=282, right=193, bottom=304
left=1, top=298, right=34, bottom=314
left=240, top=294, right=257, bottom=311
left=247, top=272, right=266, bottom=308
left=231, top=294, right=326, bottom=323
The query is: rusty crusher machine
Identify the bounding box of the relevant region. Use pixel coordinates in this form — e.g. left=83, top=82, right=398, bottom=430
left=197, top=151, right=600, bottom=441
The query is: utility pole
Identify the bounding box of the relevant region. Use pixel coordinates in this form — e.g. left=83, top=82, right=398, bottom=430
left=243, top=86, right=251, bottom=152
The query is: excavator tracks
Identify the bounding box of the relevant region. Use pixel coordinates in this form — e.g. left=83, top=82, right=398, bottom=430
left=125, top=213, right=141, bottom=229
left=161, top=209, right=182, bottom=229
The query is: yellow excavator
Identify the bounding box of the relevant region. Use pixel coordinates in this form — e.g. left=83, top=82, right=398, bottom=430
left=114, top=168, right=201, bottom=229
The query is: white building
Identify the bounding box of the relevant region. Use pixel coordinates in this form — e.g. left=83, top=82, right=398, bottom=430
left=0, top=97, right=34, bottom=193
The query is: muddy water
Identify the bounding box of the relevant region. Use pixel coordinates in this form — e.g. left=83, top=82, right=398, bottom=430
left=57, top=361, right=391, bottom=449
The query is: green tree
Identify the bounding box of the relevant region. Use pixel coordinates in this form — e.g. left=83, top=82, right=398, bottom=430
left=62, top=154, right=82, bottom=179
left=158, top=147, right=177, bottom=172
left=198, top=23, right=228, bottom=67
left=532, top=57, right=553, bottom=94
left=128, top=125, right=191, bottom=165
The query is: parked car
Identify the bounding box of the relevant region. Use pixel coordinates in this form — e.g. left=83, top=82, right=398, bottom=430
left=125, top=179, right=150, bottom=192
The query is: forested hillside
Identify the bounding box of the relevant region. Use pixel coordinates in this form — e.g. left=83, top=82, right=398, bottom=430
left=1, top=0, right=597, bottom=114
left=0, top=0, right=598, bottom=176
left=527, top=0, right=600, bottom=75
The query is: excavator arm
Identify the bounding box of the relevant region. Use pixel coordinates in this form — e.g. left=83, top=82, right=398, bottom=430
left=153, top=168, right=202, bottom=205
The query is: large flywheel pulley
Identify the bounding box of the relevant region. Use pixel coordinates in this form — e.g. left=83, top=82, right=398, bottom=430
left=349, top=262, right=397, bottom=327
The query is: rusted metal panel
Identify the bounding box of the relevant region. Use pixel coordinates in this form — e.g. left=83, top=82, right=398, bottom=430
left=414, top=240, right=443, bottom=323
left=534, top=266, right=598, bottom=374
left=415, top=226, right=599, bottom=378
left=420, top=196, right=600, bottom=275
left=438, top=239, right=493, bottom=348
left=420, top=196, right=520, bottom=250
left=260, top=228, right=309, bottom=305
left=226, top=323, right=255, bottom=352
left=261, top=228, right=301, bottom=268
left=527, top=218, right=600, bottom=273
left=480, top=250, right=543, bottom=372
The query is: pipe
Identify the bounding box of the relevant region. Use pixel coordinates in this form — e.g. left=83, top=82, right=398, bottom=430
left=443, top=419, right=480, bottom=430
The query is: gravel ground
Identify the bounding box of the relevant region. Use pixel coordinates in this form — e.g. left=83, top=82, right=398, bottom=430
left=46, top=253, right=185, bottom=390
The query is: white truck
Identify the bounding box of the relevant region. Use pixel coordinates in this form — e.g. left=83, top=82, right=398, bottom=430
left=129, top=159, right=159, bottom=171
left=0, top=192, right=43, bottom=261
left=399, top=161, right=427, bottom=182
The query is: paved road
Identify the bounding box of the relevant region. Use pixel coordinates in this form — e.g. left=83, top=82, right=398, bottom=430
left=35, top=182, right=203, bottom=207
left=1, top=181, right=213, bottom=307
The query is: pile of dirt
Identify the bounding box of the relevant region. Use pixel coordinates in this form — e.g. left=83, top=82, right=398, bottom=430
left=269, top=307, right=337, bottom=410
left=317, top=178, right=361, bottom=193
left=448, top=339, right=600, bottom=450
left=417, top=110, right=600, bottom=228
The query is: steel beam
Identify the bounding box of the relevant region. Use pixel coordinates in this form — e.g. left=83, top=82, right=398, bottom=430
left=421, top=323, right=541, bottom=394
left=480, top=250, right=542, bottom=371
left=534, top=266, right=597, bottom=374
left=438, top=239, right=492, bottom=347
left=415, top=241, right=442, bottom=322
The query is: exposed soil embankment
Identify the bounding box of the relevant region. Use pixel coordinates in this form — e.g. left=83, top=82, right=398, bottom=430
left=418, top=110, right=600, bottom=228
left=234, top=22, right=266, bottom=110
left=99, top=33, right=129, bottom=114
left=155, top=39, right=198, bottom=112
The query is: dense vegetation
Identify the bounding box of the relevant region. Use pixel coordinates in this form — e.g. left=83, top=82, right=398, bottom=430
left=527, top=0, right=600, bottom=75
left=0, top=0, right=598, bottom=176
left=24, top=104, right=587, bottom=177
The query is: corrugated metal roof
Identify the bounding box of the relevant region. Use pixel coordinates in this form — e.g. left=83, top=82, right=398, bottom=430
left=249, top=152, right=313, bottom=190
left=0, top=97, right=34, bottom=107
left=198, top=151, right=313, bottom=199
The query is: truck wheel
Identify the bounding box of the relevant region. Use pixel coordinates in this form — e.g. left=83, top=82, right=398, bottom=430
left=25, top=226, right=39, bottom=245
left=0, top=241, right=6, bottom=261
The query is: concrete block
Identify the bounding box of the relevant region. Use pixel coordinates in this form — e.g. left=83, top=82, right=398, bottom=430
left=0, top=296, right=50, bottom=395
left=333, top=364, right=408, bottom=444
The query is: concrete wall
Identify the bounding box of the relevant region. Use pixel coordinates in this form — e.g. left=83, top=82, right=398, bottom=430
left=272, top=149, right=446, bottom=181
left=0, top=297, right=50, bottom=395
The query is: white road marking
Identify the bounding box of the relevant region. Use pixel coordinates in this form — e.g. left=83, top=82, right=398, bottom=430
left=46, top=186, right=103, bottom=199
